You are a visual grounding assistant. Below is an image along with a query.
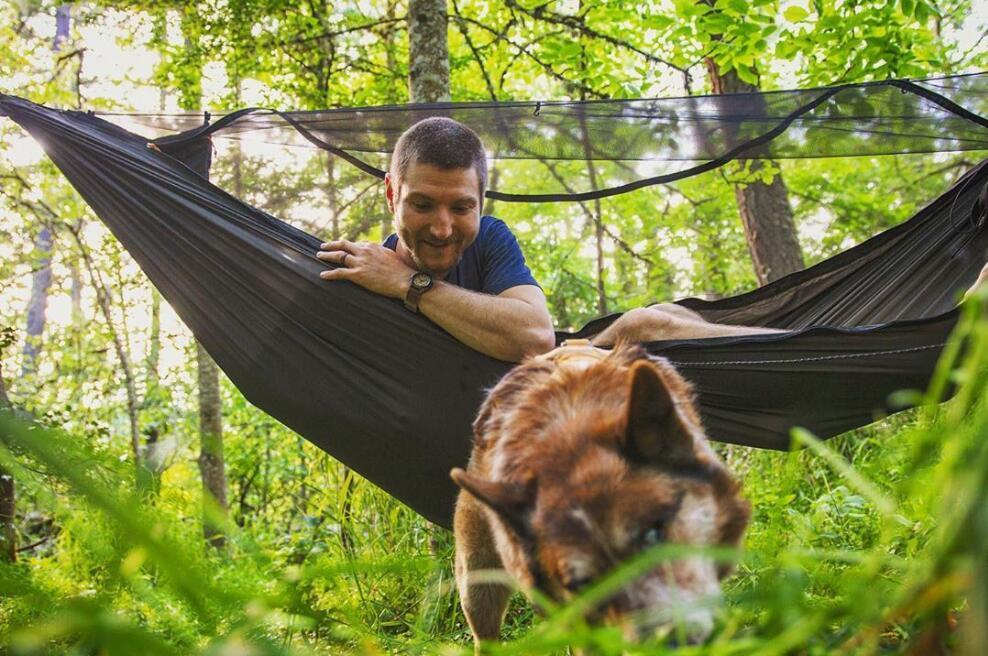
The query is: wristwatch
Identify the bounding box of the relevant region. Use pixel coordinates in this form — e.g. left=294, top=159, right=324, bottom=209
left=404, top=271, right=434, bottom=313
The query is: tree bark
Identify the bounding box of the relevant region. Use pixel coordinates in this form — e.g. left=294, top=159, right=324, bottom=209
left=21, top=227, right=53, bottom=379
left=408, top=0, right=450, bottom=102
left=704, top=60, right=804, bottom=285
left=138, top=287, right=165, bottom=492
left=197, top=342, right=227, bottom=549
left=0, top=351, right=16, bottom=563
left=70, top=258, right=83, bottom=326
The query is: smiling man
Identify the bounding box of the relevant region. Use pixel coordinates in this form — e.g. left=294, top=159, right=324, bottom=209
left=316, top=117, right=557, bottom=362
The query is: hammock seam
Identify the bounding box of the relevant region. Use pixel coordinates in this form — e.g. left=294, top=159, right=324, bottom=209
left=670, top=342, right=945, bottom=368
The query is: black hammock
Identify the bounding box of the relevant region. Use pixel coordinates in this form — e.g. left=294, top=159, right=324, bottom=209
left=2, top=73, right=988, bottom=527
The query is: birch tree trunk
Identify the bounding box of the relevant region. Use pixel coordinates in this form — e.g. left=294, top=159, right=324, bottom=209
left=704, top=61, right=804, bottom=285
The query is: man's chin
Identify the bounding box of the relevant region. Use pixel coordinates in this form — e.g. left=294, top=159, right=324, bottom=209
left=412, top=252, right=459, bottom=276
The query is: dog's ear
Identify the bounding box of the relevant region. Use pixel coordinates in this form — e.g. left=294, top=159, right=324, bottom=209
left=451, top=468, right=534, bottom=537
left=624, top=360, right=699, bottom=468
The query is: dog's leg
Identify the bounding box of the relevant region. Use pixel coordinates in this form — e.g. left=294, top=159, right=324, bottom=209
left=454, top=492, right=512, bottom=649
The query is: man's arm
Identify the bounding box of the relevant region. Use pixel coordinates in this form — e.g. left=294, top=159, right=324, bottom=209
left=417, top=282, right=556, bottom=362
left=317, top=240, right=556, bottom=362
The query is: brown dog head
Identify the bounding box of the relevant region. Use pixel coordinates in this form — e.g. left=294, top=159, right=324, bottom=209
left=451, top=347, right=751, bottom=643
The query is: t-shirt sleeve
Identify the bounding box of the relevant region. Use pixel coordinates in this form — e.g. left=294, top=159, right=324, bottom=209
left=480, top=218, right=541, bottom=296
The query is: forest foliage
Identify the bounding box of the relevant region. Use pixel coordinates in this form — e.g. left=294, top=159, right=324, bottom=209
left=1, top=0, right=988, bottom=653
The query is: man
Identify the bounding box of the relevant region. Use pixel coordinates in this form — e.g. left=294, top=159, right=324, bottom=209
left=316, top=117, right=789, bottom=361
left=316, top=117, right=557, bottom=362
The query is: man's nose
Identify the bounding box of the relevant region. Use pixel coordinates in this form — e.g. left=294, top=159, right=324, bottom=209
left=429, top=208, right=453, bottom=240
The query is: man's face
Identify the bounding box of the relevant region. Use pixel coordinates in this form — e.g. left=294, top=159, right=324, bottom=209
left=386, top=161, right=481, bottom=276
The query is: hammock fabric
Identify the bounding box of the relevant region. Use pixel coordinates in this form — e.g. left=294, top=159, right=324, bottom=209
left=2, top=74, right=988, bottom=527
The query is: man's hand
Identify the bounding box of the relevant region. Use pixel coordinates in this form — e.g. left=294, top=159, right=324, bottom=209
left=317, top=239, right=415, bottom=299
left=317, top=239, right=556, bottom=362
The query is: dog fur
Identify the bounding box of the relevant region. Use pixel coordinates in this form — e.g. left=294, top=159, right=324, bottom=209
left=450, top=343, right=751, bottom=647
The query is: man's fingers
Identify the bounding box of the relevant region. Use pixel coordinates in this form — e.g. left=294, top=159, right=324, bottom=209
left=319, top=268, right=354, bottom=280
left=315, top=250, right=349, bottom=264
left=319, top=239, right=355, bottom=251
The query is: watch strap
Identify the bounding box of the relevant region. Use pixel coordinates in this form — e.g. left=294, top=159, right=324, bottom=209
left=403, top=272, right=433, bottom=313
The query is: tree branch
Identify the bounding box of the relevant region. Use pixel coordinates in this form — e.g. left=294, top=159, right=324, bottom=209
left=454, top=16, right=606, bottom=98
left=451, top=0, right=499, bottom=100
left=504, top=0, right=687, bottom=76
left=263, top=16, right=407, bottom=48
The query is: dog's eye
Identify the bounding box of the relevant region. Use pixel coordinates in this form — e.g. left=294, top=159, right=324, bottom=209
left=563, top=575, right=592, bottom=593
left=641, top=523, right=667, bottom=546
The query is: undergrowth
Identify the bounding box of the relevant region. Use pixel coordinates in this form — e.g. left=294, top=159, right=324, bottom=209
left=2, top=298, right=987, bottom=654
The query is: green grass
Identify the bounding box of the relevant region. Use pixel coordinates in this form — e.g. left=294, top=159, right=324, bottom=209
left=2, top=300, right=988, bottom=654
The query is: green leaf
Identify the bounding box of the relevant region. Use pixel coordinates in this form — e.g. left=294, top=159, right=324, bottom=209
left=735, top=63, right=759, bottom=84
left=784, top=5, right=809, bottom=22
left=729, top=0, right=750, bottom=15
left=914, top=1, right=930, bottom=22
left=701, top=13, right=734, bottom=33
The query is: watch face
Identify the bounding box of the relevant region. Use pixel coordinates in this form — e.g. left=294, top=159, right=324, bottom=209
left=411, top=272, right=432, bottom=289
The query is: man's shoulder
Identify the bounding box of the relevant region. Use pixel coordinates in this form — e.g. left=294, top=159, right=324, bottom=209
left=476, top=215, right=516, bottom=243
left=479, top=214, right=509, bottom=230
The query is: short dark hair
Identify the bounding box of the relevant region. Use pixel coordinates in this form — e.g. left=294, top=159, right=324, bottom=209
left=390, top=117, right=488, bottom=199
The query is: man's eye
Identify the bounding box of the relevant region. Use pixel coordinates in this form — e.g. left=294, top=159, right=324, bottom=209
left=412, top=203, right=430, bottom=211
left=453, top=205, right=472, bottom=214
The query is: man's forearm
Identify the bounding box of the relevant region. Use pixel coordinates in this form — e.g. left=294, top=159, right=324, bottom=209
left=417, top=282, right=555, bottom=362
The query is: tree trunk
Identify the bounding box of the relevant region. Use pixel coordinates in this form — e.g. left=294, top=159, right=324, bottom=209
left=408, top=0, right=450, bottom=102
left=196, top=151, right=226, bottom=546
left=21, top=227, right=53, bottom=379
left=175, top=14, right=228, bottom=549
left=704, top=60, right=804, bottom=285
left=0, top=353, right=16, bottom=563
left=138, top=287, right=165, bottom=492
left=67, top=227, right=144, bottom=479
left=139, top=89, right=169, bottom=492
left=70, top=258, right=83, bottom=326
left=408, top=0, right=452, bottom=554
left=14, top=224, right=52, bottom=561
left=197, top=342, right=227, bottom=549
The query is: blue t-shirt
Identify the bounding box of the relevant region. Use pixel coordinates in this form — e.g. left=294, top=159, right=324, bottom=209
left=383, top=215, right=540, bottom=295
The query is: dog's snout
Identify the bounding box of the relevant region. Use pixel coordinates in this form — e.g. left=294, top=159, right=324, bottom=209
left=621, top=608, right=715, bottom=646
left=609, top=583, right=717, bottom=646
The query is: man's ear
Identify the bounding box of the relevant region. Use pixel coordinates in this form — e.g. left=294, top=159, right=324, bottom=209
left=384, top=172, right=397, bottom=214
left=451, top=468, right=534, bottom=537
left=624, top=360, right=699, bottom=468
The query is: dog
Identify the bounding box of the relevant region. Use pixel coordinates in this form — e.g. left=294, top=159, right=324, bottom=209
left=450, top=340, right=751, bottom=648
